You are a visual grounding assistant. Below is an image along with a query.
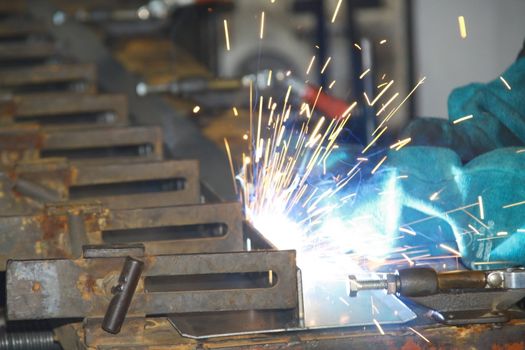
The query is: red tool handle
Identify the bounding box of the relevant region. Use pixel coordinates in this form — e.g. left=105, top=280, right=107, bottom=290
left=303, top=85, right=352, bottom=120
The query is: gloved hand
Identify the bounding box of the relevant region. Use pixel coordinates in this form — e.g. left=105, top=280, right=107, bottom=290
left=339, top=55, right=525, bottom=270
left=383, top=146, right=525, bottom=270
left=404, top=57, right=525, bottom=162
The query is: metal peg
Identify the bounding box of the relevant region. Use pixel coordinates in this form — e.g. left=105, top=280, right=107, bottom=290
left=102, top=257, right=144, bottom=334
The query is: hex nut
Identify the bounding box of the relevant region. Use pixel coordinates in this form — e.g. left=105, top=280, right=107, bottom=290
left=387, top=274, right=398, bottom=294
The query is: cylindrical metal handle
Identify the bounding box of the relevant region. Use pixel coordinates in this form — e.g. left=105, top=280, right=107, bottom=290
left=437, top=270, right=486, bottom=290
left=12, top=178, right=61, bottom=202
left=102, top=257, right=144, bottom=334
left=349, top=268, right=490, bottom=298
left=302, top=84, right=354, bottom=120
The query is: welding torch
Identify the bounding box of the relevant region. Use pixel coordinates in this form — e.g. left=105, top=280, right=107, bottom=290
left=348, top=267, right=496, bottom=298
left=349, top=267, right=525, bottom=325
left=136, top=77, right=243, bottom=97
left=53, top=0, right=221, bottom=25
left=137, top=70, right=355, bottom=120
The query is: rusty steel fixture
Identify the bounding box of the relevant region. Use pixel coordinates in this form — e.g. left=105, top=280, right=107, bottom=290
left=6, top=249, right=298, bottom=320
left=0, top=42, right=58, bottom=65
left=0, top=159, right=200, bottom=214
left=0, top=63, right=97, bottom=94
left=0, top=201, right=244, bottom=267
left=0, top=2, right=27, bottom=16
left=0, top=18, right=48, bottom=42
left=0, top=125, right=163, bottom=167
left=0, top=93, right=128, bottom=129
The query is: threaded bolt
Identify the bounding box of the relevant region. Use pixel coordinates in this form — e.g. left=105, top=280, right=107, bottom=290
left=348, top=274, right=401, bottom=297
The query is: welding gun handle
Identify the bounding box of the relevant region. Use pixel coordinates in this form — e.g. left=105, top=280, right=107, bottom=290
left=136, top=77, right=242, bottom=97
left=302, top=84, right=353, bottom=120
left=397, top=268, right=487, bottom=297
left=350, top=267, right=488, bottom=298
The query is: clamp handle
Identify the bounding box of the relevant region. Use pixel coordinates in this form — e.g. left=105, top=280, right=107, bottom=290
left=102, top=257, right=144, bottom=334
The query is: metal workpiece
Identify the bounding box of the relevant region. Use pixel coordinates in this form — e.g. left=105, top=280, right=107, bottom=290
left=0, top=125, right=163, bottom=166
left=6, top=249, right=298, bottom=320
left=0, top=93, right=128, bottom=129
left=0, top=63, right=97, bottom=94
left=52, top=317, right=525, bottom=350
left=1, top=158, right=200, bottom=212
left=0, top=201, right=244, bottom=267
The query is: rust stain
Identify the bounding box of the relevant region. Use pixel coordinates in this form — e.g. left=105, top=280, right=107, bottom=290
left=34, top=240, right=43, bottom=255
left=32, top=281, right=41, bottom=292
left=400, top=338, right=424, bottom=350
left=39, top=213, right=67, bottom=240
left=0, top=99, right=16, bottom=118
left=492, top=343, right=525, bottom=350
left=84, top=212, right=102, bottom=232
left=76, top=273, right=103, bottom=301
left=68, top=166, right=78, bottom=186
left=0, top=133, right=41, bottom=150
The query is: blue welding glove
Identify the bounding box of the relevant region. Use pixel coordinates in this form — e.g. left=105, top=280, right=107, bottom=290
left=404, top=57, right=525, bottom=162
left=384, top=146, right=525, bottom=270
left=338, top=56, right=525, bottom=270
left=389, top=56, right=525, bottom=269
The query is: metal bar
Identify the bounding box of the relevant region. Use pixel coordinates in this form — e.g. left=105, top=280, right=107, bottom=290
left=0, top=125, right=163, bottom=166
left=0, top=18, right=48, bottom=40
left=0, top=2, right=27, bottom=16
left=0, top=202, right=244, bottom=267
left=41, top=126, right=164, bottom=163
left=0, top=63, right=97, bottom=94
left=0, top=93, right=128, bottom=129
left=6, top=250, right=297, bottom=320
left=2, top=159, right=200, bottom=211
left=0, top=42, right=58, bottom=63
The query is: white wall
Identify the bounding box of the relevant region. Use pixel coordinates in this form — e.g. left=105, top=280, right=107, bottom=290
left=413, top=0, right=525, bottom=118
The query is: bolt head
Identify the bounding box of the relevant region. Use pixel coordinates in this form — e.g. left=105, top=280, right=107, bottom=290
left=487, top=272, right=503, bottom=288
left=348, top=275, right=359, bottom=297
